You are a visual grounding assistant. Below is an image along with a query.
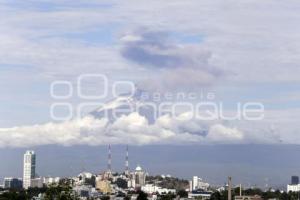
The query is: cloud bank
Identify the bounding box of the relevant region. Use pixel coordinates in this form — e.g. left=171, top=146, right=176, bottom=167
left=0, top=112, right=244, bottom=148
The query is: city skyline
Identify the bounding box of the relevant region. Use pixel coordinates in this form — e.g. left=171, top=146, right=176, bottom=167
left=2, top=145, right=300, bottom=189
left=3, top=148, right=299, bottom=199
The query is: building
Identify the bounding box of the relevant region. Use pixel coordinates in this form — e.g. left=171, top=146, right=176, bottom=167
left=43, top=177, right=60, bottom=185
left=127, top=177, right=136, bottom=188
left=141, top=184, right=176, bottom=194
left=74, top=172, right=94, bottom=186
left=287, top=184, right=300, bottom=192
left=31, top=177, right=43, bottom=188
left=190, top=176, right=210, bottom=191
left=32, top=193, right=45, bottom=200
left=287, top=176, right=300, bottom=192
left=188, top=190, right=212, bottom=199
left=291, top=176, right=299, bottom=185
left=192, top=176, right=198, bottom=190
left=3, top=177, right=23, bottom=189
left=23, top=150, right=36, bottom=189
left=134, top=165, right=146, bottom=188
left=73, top=185, right=100, bottom=198
left=96, top=179, right=112, bottom=194
left=235, top=195, right=263, bottom=200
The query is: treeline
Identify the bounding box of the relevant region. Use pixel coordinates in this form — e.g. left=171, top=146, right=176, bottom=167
left=146, top=175, right=189, bottom=190
left=0, top=181, right=77, bottom=200
left=210, top=188, right=299, bottom=200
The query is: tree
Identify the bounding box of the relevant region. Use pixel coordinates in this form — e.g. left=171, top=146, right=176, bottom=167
left=115, top=178, right=128, bottom=189
left=280, top=192, right=289, bottom=200
left=101, top=195, right=110, bottom=200
left=160, top=193, right=176, bottom=200
left=44, top=182, right=77, bottom=200
left=137, top=190, right=148, bottom=200
left=210, top=191, right=221, bottom=200
left=177, top=190, right=188, bottom=198
left=124, top=196, right=130, bottom=200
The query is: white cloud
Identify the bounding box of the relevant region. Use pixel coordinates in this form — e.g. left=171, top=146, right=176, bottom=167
left=207, top=124, right=244, bottom=143
left=0, top=112, right=247, bottom=148
left=120, top=34, right=142, bottom=43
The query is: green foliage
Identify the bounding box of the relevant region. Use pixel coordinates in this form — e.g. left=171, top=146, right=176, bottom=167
left=137, top=190, right=148, bottom=200
left=159, top=193, right=176, bottom=200
left=44, top=183, right=78, bottom=200
left=177, top=189, right=188, bottom=198
left=114, top=178, right=128, bottom=189
left=210, top=191, right=221, bottom=200
left=124, top=196, right=130, bottom=200
left=146, top=176, right=189, bottom=191
left=209, top=188, right=299, bottom=200
left=0, top=190, right=27, bottom=200
left=0, top=180, right=78, bottom=200
left=0, top=187, right=47, bottom=200
left=100, top=195, right=110, bottom=200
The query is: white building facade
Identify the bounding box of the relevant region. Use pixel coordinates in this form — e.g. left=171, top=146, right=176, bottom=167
left=191, top=176, right=210, bottom=191
left=31, top=177, right=43, bottom=188
left=287, top=184, right=300, bottom=192
left=134, top=165, right=146, bottom=188
left=23, top=150, right=36, bottom=189
left=141, top=184, right=176, bottom=194
left=43, top=177, right=60, bottom=185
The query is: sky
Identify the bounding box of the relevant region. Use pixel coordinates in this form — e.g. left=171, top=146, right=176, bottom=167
left=0, top=0, right=300, bottom=186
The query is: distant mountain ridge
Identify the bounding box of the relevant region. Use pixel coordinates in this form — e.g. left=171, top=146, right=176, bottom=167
left=89, top=88, right=158, bottom=123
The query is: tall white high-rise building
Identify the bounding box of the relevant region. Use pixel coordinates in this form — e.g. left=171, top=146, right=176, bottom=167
left=23, top=150, right=36, bottom=189
left=192, top=176, right=199, bottom=190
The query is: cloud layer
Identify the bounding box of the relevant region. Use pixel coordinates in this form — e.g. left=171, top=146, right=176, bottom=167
left=3, top=106, right=298, bottom=148
left=0, top=112, right=245, bottom=148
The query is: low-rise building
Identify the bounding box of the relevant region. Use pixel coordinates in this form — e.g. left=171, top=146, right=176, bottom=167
left=31, top=177, right=43, bottom=188
left=43, top=177, right=60, bottom=185
left=96, top=179, right=112, bottom=194
left=287, top=175, right=300, bottom=192
left=141, top=184, right=176, bottom=194
left=74, top=172, right=94, bottom=186
left=287, top=184, right=300, bottom=192
left=235, top=195, right=263, bottom=200
left=190, top=176, right=210, bottom=191
left=3, top=177, right=23, bottom=189
left=73, top=185, right=102, bottom=199
left=188, top=189, right=212, bottom=199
